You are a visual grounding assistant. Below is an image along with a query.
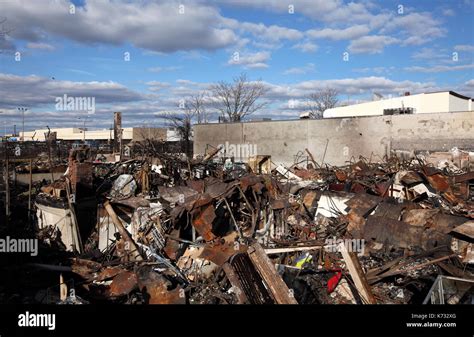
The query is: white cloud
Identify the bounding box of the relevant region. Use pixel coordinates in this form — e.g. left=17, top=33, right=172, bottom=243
left=0, top=73, right=143, bottom=108
left=146, top=81, right=172, bottom=92
left=465, top=79, right=474, bottom=87
left=148, top=66, right=182, bottom=73
left=291, top=41, right=318, bottom=53
left=348, top=35, right=399, bottom=54
left=237, top=22, right=303, bottom=41
left=26, top=42, right=55, bottom=51
left=353, top=67, right=395, bottom=75
left=454, top=45, right=474, bottom=52
left=412, top=47, right=445, bottom=60
left=307, top=25, right=370, bottom=41
left=3, top=0, right=238, bottom=53
left=442, top=8, right=455, bottom=16
left=381, top=12, right=446, bottom=46
left=283, top=63, right=315, bottom=75
left=227, top=51, right=271, bottom=68
left=221, top=0, right=380, bottom=25
left=404, top=64, right=474, bottom=73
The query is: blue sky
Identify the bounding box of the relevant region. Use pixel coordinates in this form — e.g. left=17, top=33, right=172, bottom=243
left=0, top=0, right=473, bottom=133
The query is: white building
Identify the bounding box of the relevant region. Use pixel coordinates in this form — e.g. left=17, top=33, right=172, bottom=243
left=20, top=127, right=167, bottom=142
left=323, top=91, right=473, bottom=118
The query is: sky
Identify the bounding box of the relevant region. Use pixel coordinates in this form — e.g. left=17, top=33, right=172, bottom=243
left=0, top=0, right=473, bottom=133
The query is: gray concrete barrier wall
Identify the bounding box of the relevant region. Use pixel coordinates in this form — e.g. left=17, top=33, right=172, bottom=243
left=193, top=111, right=474, bottom=166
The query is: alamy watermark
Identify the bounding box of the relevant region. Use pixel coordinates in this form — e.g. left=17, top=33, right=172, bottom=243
left=325, top=237, right=365, bottom=255
left=55, top=94, right=95, bottom=114
left=0, top=236, right=38, bottom=256
left=18, top=311, right=55, bottom=331
left=218, top=141, right=257, bottom=161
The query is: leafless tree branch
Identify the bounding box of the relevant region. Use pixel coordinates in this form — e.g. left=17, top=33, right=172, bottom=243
left=307, top=88, right=339, bottom=119
left=209, top=73, right=268, bottom=122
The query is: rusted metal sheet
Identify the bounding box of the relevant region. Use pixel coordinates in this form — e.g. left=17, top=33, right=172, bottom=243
left=454, top=172, right=474, bottom=183
left=372, top=201, right=405, bottom=220
left=350, top=183, right=366, bottom=194
left=112, top=197, right=150, bottom=209
left=442, top=191, right=460, bottom=204
left=163, top=229, right=181, bottom=261
left=302, top=190, right=319, bottom=210
left=205, top=180, right=236, bottom=199
left=70, top=258, right=102, bottom=280
left=158, top=186, right=198, bottom=204
left=189, top=194, right=214, bottom=210
left=451, top=221, right=474, bottom=239
left=108, top=271, right=138, bottom=297
left=293, top=168, right=317, bottom=180
left=345, top=211, right=366, bottom=238
left=199, top=241, right=246, bottom=266
left=374, top=180, right=392, bottom=197
left=428, top=213, right=467, bottom=233
left=364, top=216, right=424, bottom=248
left=422, top=166, right=440, bottom=177
left=400, top=171, right=424, bottom=186
left=95, top=267, right=123, bottom=282
left=192, top=203, right=216, bottom=241
left=345, top=193, right=381, bottom=217
left=328, top=183, right=345, bottom=191
left=186, top=180, right=205, bottom=193
left=452, top=182, right=469, bottom=200
left=425, top=173, right=450, bottom=192
left=402, top=209, right=439, bottom=227
left=335, top=170, right=347, bottom=182
left=136, top=267, right=185, bottom=304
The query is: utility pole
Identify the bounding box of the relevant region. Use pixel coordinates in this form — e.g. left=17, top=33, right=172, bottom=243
left=77, top=115, right=89, bottom=143
left=18, top=107, right=27, bottom=141
left=4, top=138, right=10, bottom=223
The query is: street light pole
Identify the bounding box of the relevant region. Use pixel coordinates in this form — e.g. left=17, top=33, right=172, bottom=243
left=78, top=116, right=89, bottom=143
left=0, top=111, right=4, bottom=140
left=17, top=107, right=27, bottom=141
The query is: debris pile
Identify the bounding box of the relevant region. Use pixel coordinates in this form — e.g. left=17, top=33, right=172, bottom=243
left=3, top=146, right=474, bottom=305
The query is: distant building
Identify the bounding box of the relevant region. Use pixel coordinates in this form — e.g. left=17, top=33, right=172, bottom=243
left=323, top=91, right=473, bottom=118
left=20, top=127, right=168, bottom=142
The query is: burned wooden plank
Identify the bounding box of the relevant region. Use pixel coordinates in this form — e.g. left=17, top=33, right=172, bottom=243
left=247, top=243, right=298, bottom=304
left=103, top=201, right=143, bottom=261
left=339, top=243, right=376, bottom=304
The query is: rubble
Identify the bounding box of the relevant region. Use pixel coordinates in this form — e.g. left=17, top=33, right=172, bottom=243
left=1, top=145, right=474, bottom=305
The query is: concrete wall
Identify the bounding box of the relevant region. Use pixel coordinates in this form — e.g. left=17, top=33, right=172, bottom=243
left=193, top=111, right=474, bottom=167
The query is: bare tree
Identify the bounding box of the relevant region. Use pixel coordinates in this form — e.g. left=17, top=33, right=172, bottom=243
left=210, top=73, right=268, bottom=122
left=185, top=92, right=208, bottom=124
left=160, top=102, right=197, bottom=156
left=307, top=88, right=339, bottom=119
left=135, top=126, right=165, bottom=141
